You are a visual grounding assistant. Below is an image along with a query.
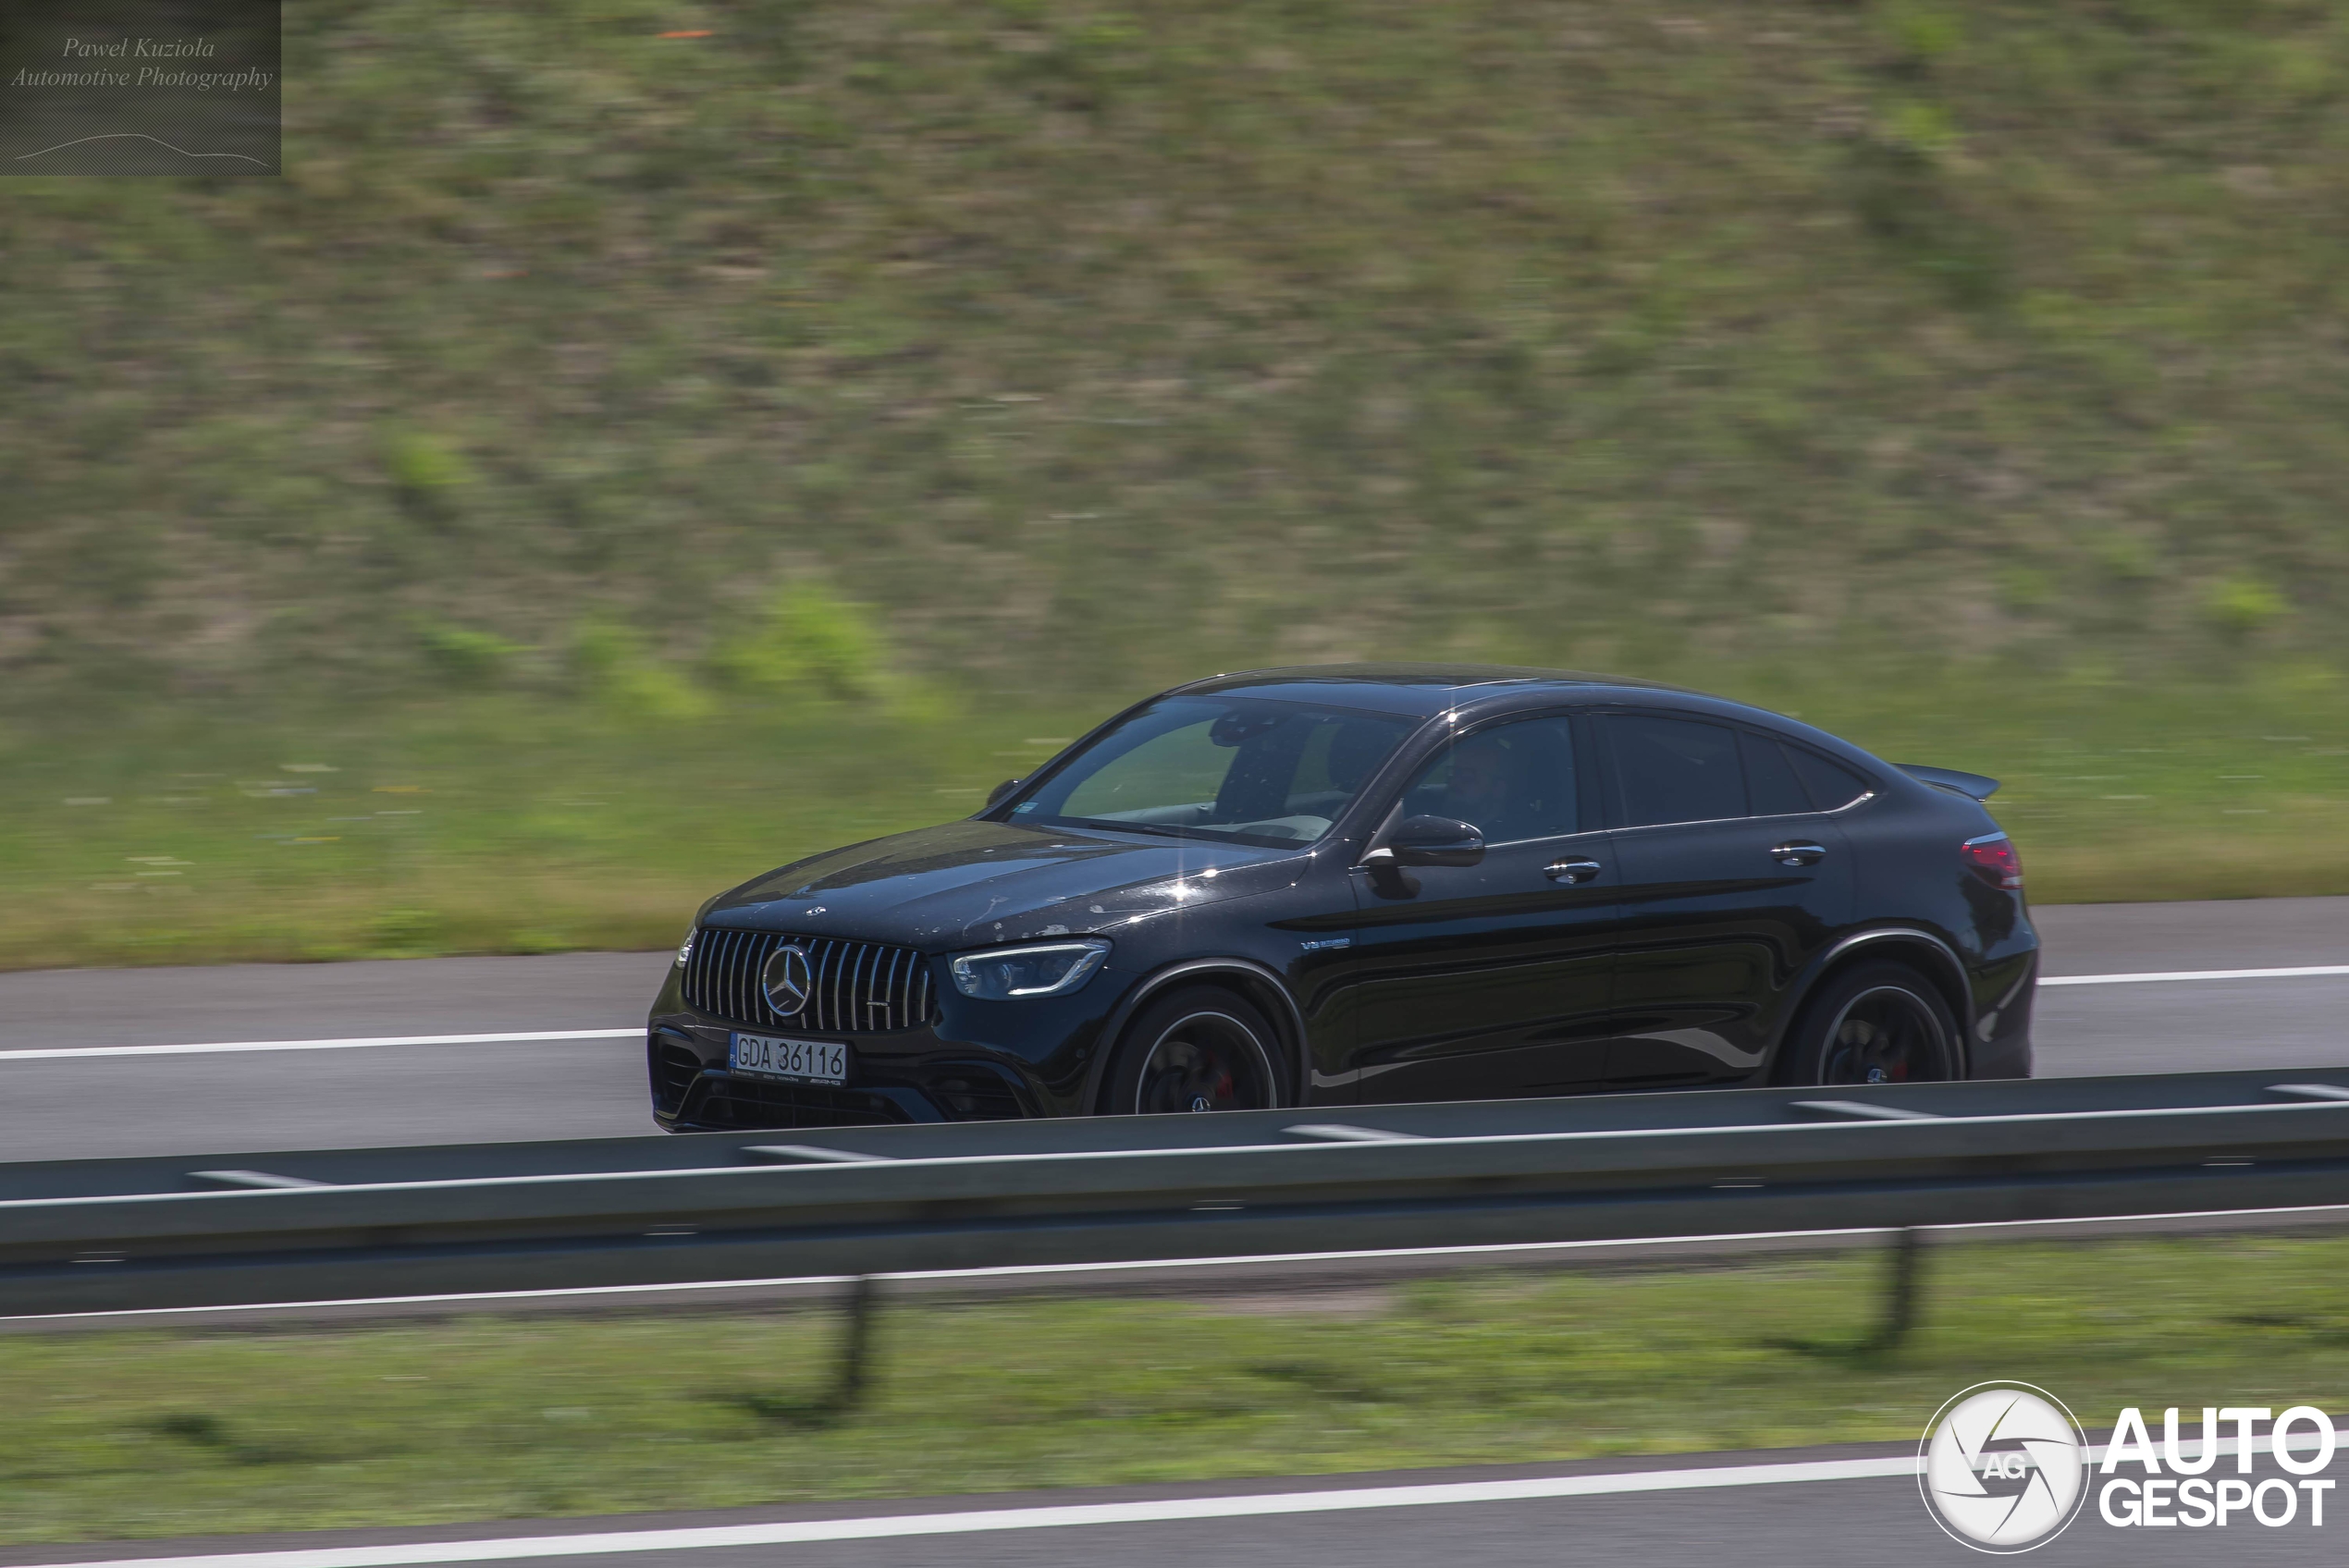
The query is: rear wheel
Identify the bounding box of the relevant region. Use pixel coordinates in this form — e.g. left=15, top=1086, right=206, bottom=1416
left=1784, top=962, right=1959, bottom=1086
left=1105, top=986, right=1285, bottom=1115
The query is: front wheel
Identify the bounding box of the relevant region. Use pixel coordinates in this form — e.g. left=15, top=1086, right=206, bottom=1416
left=1103, top=986, right=1285, bottom=1115
left=1783, top=962, right=1959, bottom=1086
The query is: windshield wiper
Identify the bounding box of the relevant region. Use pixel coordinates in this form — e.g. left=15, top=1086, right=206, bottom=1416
left=1063, top=817, right=1196, bottom=840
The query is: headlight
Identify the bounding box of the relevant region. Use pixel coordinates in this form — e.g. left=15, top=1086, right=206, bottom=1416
left=949, top=938, right=1111, bottom=1000
left=675, top=928, right=695, bottom=968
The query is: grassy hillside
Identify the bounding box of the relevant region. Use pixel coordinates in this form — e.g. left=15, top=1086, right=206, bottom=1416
left=6, top=0, right=2349, bottom=962
left=6, top=0, right=2349, bottom=703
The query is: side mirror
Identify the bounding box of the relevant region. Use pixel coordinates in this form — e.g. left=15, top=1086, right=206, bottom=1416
left=986, top=778, right=1022, bottom=808
left=1384, top=815, right=1484, bottom=867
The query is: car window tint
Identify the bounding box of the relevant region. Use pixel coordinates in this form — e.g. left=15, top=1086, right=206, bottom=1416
left=1287, top=719, right=1387, bottom=805
left=1400, top=716, right=1579, bottom=843
left=1057, top=716, right=1229, bottom=820
left=1608, top=715, right=1746, bottom=827
left=1787, top=746, right=1873, bottom=810
left=1025, top=697, right=1413, bottom=847
left=1741, top=732, right=1812, bottom=817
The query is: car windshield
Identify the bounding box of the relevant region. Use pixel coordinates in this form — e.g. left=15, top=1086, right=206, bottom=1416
left=1007, top=697, right=1416, bottom=849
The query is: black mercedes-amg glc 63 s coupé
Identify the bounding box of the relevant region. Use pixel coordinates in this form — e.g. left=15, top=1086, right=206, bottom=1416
left=647, top=665, right=2035, bottom=1130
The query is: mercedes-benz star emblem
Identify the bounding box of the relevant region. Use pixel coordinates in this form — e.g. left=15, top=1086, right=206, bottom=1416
left=762, top=943, right=814, bottom=1016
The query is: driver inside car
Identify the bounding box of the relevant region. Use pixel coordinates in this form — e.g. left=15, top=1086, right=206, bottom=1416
left=1433, top=732, right=1520, bottom=839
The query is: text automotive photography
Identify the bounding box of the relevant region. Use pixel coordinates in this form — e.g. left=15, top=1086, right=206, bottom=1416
left=1, top=0, right=277, bottom=176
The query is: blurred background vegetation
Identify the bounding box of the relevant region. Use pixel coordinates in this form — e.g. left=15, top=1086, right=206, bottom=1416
left=6, top=0, right=2349, bottom=964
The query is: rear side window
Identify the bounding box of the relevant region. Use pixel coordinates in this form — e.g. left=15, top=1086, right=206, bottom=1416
left=1607, top=715, right=1746, bottom=827
left=1788, top=746, right=1873, bottom=810
left=1740, top=732, right=1813, bottom=816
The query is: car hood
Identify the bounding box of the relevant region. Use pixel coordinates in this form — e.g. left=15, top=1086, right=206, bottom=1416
left=705, top=819, right=1308, bottom=947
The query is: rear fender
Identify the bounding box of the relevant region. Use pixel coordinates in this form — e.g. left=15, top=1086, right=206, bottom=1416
left=1772, top=926, right=1976, bottom=1082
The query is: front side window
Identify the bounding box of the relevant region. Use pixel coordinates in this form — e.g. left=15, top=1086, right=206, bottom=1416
left=1398, top=716, right=1580, bottom=843
left=1009, top=697, right=1414, bottom=848
left=1607, top=714, right=1746, bottom=827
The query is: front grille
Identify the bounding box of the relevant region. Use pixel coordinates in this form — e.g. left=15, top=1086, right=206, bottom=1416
left=683, top=928, right=935, bottom=1034
left=682, top=1075, right=915, bottom=1130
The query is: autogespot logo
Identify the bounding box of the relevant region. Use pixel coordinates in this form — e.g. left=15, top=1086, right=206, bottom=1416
left=1919, top=1383, right=2091, bottom=1552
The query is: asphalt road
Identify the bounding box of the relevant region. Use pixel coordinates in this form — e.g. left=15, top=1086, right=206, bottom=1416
left=11, top=905, right=2349, bottom=1565
left=4, top=897, right=2349, bottom=1162
left=12, top=1445, right=2343, bottom=1568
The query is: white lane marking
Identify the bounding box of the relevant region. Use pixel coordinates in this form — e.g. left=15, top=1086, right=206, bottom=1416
left=2041, top=963, right=2349, bottom=986
left=29, top=1418, right=2349, bottom=1568
left=3, top=962, right=2346, bottom=1060
left=0, top=1029, right=639, bottom=1062
left=23, top=1456, right=1925, bottom=1568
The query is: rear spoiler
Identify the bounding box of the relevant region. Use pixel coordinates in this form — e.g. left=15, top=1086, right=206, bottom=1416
left=1896, top=764, right=2000, bottom=802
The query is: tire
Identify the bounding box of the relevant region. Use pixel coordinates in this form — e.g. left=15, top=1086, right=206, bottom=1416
left=1782, top=961, right=1960, bottom=1086
left=1103, top=986, right=1285, bottom=1115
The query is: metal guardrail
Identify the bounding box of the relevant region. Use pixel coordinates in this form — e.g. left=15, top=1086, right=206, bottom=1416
left=6, top=1068, right=2349, bottom=1321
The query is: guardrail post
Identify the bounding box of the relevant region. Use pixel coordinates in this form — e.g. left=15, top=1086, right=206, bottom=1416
left=1869, top=1228, right=1923, bottom=1352
left=826, top=1275, right=877, bottom=1414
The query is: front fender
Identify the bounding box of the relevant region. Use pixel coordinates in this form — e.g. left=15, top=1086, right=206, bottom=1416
left=1076, top=956, right=1313, bottom=1114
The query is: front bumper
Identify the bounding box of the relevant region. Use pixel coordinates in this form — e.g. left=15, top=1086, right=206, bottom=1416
left=646, top=967, right=1125, bottom=1131
left=649, top=1016, right=1039, bottom=1129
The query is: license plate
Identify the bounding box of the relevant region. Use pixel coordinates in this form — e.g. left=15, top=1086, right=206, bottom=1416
left=728, top=1033, right=848, bottom=1086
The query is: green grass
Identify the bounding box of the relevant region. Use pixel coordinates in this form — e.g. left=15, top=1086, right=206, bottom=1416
left=6, top=669, right=2349, bottom=969
left=9, top=1235, right=2349, bottom=1543
left=0, top=695, right=1083, bottom=969
left=5, top=1, right=2349, bottom=711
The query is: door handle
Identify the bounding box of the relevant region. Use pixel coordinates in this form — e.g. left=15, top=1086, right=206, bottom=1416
left=1545, top=859, right=1604, bottom=884
left=1771, top=841, right=1827, bottom=866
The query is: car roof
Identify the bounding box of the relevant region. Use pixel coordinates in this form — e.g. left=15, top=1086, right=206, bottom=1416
left=1162, top=664, right=1891, bottom=769
left=1170, top=663, right=1692, bottom=718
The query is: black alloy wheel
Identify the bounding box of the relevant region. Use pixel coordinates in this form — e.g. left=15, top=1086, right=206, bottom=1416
left=1107, top=986, right=1284, bottom=1115
left=1786, top=961, right=1958, bottom=1086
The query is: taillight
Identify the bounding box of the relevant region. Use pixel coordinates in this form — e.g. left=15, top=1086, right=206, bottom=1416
left=1962, top=832, right=2023, bottom=891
